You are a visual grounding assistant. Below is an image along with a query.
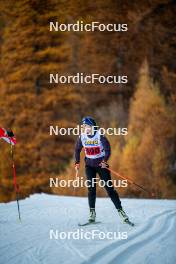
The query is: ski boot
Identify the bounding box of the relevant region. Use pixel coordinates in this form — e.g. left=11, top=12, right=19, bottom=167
left=89, top=208, right=96, bottom=223
left=118, top=208, right=134, bottom=226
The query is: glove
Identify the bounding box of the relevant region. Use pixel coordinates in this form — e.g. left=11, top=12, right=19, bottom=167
left=99, top=161, right=109, bottom=168
left=75, top=162, right=80, bottom=171
left=7, top=130, right=14, bottom=137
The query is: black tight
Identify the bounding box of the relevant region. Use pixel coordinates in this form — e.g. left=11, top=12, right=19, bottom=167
left=85, top=165, right=122, bottom=210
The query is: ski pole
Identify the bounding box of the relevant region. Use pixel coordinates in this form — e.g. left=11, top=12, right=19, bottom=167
left=108, top=167, right=155, bottom=197
left=74, top=168, right=79, bottom=196
left=10, top=142, right=21, bottom=221
left=75, top=168, right=79, bottom=178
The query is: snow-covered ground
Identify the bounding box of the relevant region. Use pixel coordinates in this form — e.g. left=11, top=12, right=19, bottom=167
left=0, top=194, right=176, bottom=264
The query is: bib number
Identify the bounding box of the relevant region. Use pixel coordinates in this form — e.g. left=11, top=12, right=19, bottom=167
left=85, top=147, right=101, bottom=156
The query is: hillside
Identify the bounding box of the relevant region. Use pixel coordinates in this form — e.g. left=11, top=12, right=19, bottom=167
left=0, top=0, right=175, bottom=201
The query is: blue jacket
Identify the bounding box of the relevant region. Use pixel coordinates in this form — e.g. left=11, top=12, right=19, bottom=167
left=75, top=133, right=111, bottom=167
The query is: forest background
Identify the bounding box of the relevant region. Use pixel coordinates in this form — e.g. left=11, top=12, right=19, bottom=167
left=0, top=0, right=175, bottom=202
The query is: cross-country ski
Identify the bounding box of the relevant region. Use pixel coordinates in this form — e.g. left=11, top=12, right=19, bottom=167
left=78, top=221, right=102, bottom=227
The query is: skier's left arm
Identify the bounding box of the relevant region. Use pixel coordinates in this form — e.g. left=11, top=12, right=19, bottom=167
left=101, top=135, right=111, bottom=163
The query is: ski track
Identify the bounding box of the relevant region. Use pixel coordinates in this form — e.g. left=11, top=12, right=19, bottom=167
left=82, top=209, right=176, bottom=264
left=34, top=201, right=88, bottom=263
left=0, top=194, right=176, bottom=264
left=118, top=211, right=176, bottom=264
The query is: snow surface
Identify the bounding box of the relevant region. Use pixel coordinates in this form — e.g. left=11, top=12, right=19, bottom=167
left=0, top=194, right=176, bottom=264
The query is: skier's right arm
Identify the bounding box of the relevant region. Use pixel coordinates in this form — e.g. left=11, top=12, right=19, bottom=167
left=75, top=136, right=83, bottom=170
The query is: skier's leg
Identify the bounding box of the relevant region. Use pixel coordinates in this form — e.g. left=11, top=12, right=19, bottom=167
left=98, top=167, right=122, bottom=209
left=85, top=165, right=97, bottom=221
left=98, top=167, right=131, bottom=223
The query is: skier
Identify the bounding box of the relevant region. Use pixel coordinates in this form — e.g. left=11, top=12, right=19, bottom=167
left=75, top=117, right=133, bottom=225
